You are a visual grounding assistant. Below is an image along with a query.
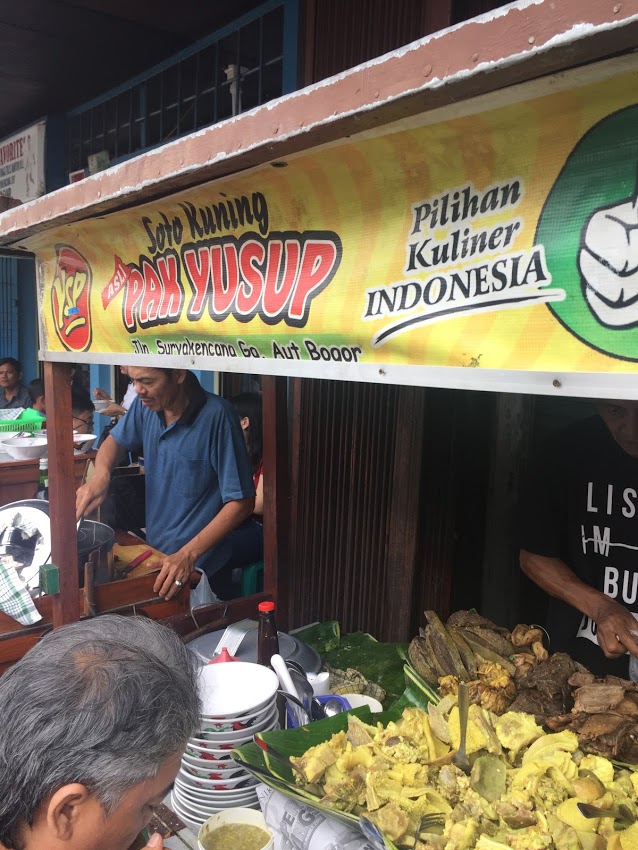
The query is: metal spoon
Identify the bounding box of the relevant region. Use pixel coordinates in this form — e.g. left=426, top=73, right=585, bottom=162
left=276, top=689, right=310, bottom=726
left=288, top=663, right=314, bottom=715
left=310, top=697, right=326, bottom=721
left=451, top=683, right=471, bottom=774
left=322, top=697, right=346, bottom=717
left=359, top=816, right=386, bottom=850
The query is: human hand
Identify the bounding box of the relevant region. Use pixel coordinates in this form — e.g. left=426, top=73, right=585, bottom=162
left=75, top=473, right=110, bottom=520
left=93, top=387, right=111, bottom=401
left=153, top=549, right=196, bottom=600
left=100, top=402, right=126, bottom=418
left=592, top=595, right=638, bottom=658
left=144, top=833, right=163, bottom=849
left=579, top=198, right=638, bottom=327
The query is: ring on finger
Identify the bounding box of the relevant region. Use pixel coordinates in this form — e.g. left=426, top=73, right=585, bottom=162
left=174, top=579, right=183, bottom=587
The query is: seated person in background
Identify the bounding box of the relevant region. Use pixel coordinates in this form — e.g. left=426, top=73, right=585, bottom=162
left=94, top=365, right=136, bottom=419
left=233, top=392, right=264, bottom=514
left=0, top=614, right=200, bottom=850
left=27, top=378, right=45, bottom=415
left=0, top=357, right=31, bottom=410
left=211, top=392, right=265, bottom=598
left=71, top=389, right=96, bottom=453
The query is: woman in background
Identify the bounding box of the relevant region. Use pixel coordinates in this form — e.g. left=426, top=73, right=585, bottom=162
left=232, top=392, right=263, bottom=515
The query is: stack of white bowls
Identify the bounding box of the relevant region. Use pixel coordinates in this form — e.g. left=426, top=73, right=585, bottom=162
left=171, top=661, right=279, bottom=832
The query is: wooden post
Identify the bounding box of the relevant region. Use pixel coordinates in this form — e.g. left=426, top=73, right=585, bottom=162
left=261, top=375, right=290, bottom=629
left=422, top=0, right=453, bottom=35
left=44, top=361, right=80, bottom=626
left=480, top=393, right=535, bottom=627
left=385, top=386, right=426, bottom=641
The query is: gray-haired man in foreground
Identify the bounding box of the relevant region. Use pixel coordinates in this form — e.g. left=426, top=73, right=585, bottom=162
left=0, top=615, right=201, bottom=850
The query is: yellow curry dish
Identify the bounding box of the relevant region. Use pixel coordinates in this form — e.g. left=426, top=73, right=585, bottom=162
left=290, top=698, right=638, bottom=850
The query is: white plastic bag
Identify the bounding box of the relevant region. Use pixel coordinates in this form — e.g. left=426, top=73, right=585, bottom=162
left=257, top=785, right=376, bottom=850
left=190, top=570, right=218, bottom=610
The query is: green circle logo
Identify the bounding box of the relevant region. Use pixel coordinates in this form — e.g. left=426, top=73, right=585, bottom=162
left=536, top=105, right=638, bottom=360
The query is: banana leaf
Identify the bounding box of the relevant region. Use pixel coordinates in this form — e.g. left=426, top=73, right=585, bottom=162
left=392, top=664, right=442, bottom=712
left=295, top=624, right=409, bottom=708
left=292, top=620, right=341, bottom=653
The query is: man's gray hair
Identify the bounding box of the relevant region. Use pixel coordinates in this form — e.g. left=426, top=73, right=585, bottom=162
left=0, top=615, right=201, bottom=850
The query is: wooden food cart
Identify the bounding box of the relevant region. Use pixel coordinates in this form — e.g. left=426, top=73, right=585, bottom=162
left=0, top=0, right=637, bottom=665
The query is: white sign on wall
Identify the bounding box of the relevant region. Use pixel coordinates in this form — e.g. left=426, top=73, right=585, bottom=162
left=0, top=121, right=46, bottom=202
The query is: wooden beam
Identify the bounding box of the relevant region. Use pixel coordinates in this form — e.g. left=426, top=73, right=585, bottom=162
left=44, top=362, right=81, bottom=627
left=1, top=0, right=637, bottom=246
left=261, top=375, right=290, bottom=630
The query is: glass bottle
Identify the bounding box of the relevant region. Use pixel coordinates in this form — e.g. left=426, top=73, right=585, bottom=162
left=257, top=601, right=279, bottom=667
left=36, top=457, right=49, bottom=500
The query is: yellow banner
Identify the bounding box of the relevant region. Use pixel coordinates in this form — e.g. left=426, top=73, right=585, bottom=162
left=27, top=62, right=638, bottom=384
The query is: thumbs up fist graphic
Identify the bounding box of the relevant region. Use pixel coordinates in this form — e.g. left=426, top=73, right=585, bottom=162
left=579, top=198, right=638, bottom=327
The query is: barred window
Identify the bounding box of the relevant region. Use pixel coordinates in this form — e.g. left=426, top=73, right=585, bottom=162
left=65, top=2, right=289, bottom=176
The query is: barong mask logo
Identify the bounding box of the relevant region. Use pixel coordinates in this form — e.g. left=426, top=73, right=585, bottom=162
left=50, top=245, right=93, bottom=352
left=538, top=104, right=638, bottom=361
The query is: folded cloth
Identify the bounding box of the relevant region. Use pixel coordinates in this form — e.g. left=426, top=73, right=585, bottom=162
left=0, top=558, right=42, bottom=625
left=323, top=663, right=386, bottom=702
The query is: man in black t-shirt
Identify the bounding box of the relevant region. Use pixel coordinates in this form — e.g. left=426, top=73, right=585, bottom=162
left=520, top=400, right=638, bottom=676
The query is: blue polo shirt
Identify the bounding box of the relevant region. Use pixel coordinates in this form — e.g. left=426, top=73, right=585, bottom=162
left=110, top=378, right=255, bottom=577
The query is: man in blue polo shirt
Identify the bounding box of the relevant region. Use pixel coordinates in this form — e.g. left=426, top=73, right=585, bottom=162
left=76, top=367, right=255, bottom=600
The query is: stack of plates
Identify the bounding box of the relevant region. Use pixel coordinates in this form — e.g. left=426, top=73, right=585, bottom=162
left=171, top=661, right=279, bottom=832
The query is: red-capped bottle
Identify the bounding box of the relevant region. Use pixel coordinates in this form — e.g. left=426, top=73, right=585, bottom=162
left=257, top=601, right=279, bottom=667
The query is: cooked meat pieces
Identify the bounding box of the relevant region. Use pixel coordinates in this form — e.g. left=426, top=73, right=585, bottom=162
left=445, top=611, right=510, bottom=635
left=507, top=652, right=578, bottom=718
left=510, top=625, right=544, bottom=647
left=572, top=684, right=625, bottom=714
left=546, top=711, right=638, bottom=761
left=568, top=672, right=597, bottom=688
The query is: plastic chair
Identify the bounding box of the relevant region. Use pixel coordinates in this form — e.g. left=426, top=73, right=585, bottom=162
left=240, top=560, right=264, bottom=596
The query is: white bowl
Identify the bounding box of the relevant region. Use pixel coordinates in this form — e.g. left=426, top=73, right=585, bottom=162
left=172, top=787, right=259, bottom=824
left=182, top=753, right=242, bottom=773
left=93, top=400, right=112, bottom=412
left=187, top=737, right=228, bottom=752
left=170, top=792, right=208, bottom=828
left=181, top=766, right=257, bottom=789
left=181, top=763, right=236, bottom=781
left=175, top=779, right=258, bottom=805
left=200, top=705, right=278, bottom=741
left=198, top=663, right=278, bottom=717
left=176, top=780, right=246, bottom=803
left=193, top=738, right=237, bottom=751
left=2, top=436, right=48, bottom=460
left=72, top=432, right=97, bottom=444
left=197, top=730, right=254, bottom=747
left=198, top=807, right=273, bottom=850
left=0, top=432, right=20, bottom=443
left=181, top=759, right=247, bottom=782
left=201, top=699, right=277, bottom=728
left=184, top=745, right=234, bottom=765
left=178, top=788, right=257, bottom=816
left=341, top=693, right=384, bottom=712
left=177, top=768, right=258, bottom=792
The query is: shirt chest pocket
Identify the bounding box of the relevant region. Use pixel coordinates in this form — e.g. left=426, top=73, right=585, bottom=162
left=164, top=448, right=214, bottom=497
